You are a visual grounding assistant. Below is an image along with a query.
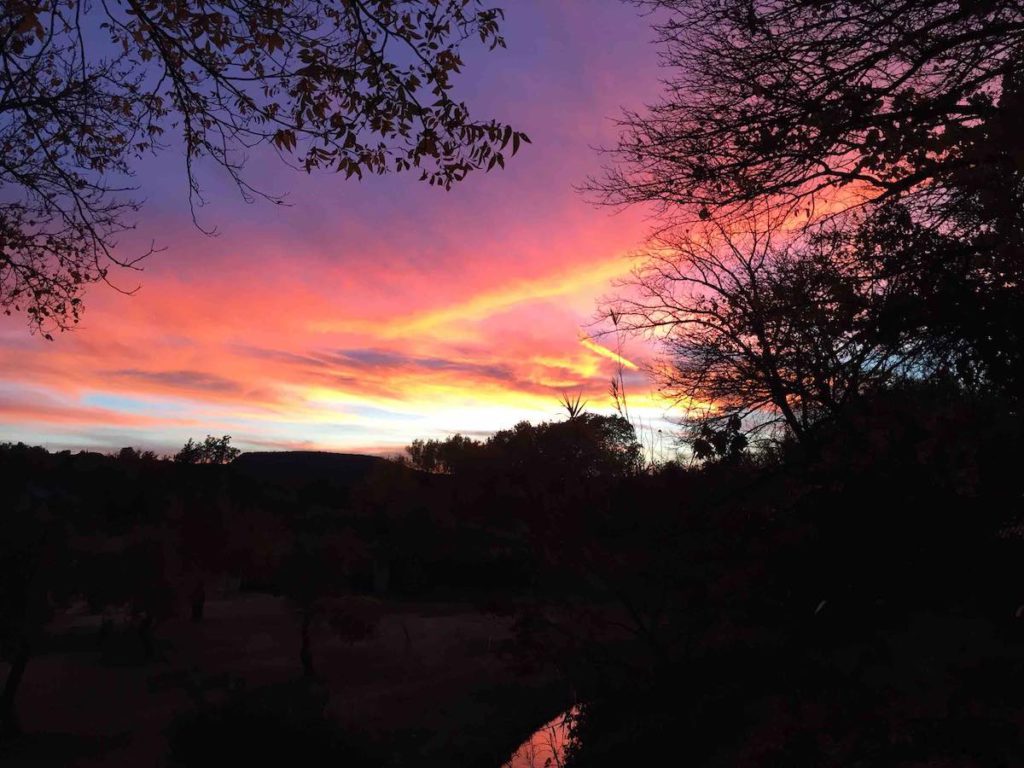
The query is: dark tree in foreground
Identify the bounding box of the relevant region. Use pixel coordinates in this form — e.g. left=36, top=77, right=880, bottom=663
left=0, top=445, right=73, bottom=738
left=606, top=209, right=951, bottom=446
left=0, top=1, right=529, bottom=335
left=278, top=514, right=375, bottom=678
left=595, top=0, right=1024, bottom=437
left=0, top=500, right=61, bottom=738
left=76, top=534, right=179, bottom=662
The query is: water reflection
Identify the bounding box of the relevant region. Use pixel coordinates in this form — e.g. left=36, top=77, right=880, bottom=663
left=503, top=708, right=576, bottom=768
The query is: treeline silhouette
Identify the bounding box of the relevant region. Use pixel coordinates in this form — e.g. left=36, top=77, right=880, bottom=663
left=0, top=433, right=573, bottom=762
left=396, top=383, right=1024, bottom=765
left=3, top=377, right=1024, bottom=763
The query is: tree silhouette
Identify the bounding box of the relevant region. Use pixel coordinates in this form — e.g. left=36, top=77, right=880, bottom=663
left=0, top=445, right=73, bottom=738
left=594, top=0, right=1024, bottom=429
left=406, top=433, right=482, bottom=475
left=606, top=210, right=943, bottom=445
left=0, top=1, right=529, bottom=335
left=278, top=513, right=374, bottom=678
left=0, top=498, right=64, bottom=737
left=596, top=0, right=1024, bottom=221
left=174, top=435, right=240, bottom=465
left=76, top=533, right=179, bottom=662
left=407, top=414, right=643, bottom=482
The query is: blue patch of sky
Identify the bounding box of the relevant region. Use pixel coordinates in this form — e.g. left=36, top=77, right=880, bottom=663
left=348, top=405, right=423, bottom=422
left=81, top=392, right=191, bottom=417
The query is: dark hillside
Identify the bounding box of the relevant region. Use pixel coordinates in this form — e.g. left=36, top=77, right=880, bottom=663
left=231, top=451, right=390, bottom=488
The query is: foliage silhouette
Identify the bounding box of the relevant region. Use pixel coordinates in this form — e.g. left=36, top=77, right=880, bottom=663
left=166, top=678, right=372, bottom=768
left=596, top=0, right=1024, bottom=220
left=596, top=0, right=1024, bottom=444
left=607, top=208, right=949, bottom=448
left=174, top=435, right=240, bottom=465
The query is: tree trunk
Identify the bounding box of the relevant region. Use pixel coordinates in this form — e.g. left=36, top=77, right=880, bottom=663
left=372, top=556, right=391, bottom=595
left=138, top=614, right=155, bottom=661
left=1, top=642, right=30, bottom=739
left=300, top=609, right=315, bottom=678
left=98, top=616, right=113, bottom=651
left=190, top=580, right=206, bottom=623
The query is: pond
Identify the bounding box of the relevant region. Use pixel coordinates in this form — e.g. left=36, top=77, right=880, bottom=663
left=503, top=708, right=576, bottom=768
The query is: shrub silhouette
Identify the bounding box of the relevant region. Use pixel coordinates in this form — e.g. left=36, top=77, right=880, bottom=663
left=166, top=679, right=372, bottom=767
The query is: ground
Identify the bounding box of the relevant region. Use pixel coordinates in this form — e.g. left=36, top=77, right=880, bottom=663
left=0, top=593, right=566, bottom=767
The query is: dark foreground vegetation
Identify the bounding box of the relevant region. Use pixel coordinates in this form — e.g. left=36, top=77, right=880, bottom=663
left=402, top=385, right=1024, bottom=766
left=5, top=385, right=1024, bottom=766
left=0, top=441, right=570, bottom=766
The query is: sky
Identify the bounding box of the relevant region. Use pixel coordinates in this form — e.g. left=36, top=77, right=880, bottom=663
left=0, top=1, right=679, bottom=457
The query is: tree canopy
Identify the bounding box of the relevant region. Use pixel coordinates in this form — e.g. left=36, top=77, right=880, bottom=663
left=406, top=413, right=643, bottom=480
left=596, top=0, right=1024, bottom=449
left=174, top=434, right=239, bottom=465
left=608, top=207, right=961, bottom=444
left=598, top=0, right=1024, bottom=220
left=0, top=1, right=528, bottom=336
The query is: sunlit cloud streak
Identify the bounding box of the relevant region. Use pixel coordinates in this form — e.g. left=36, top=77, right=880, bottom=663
left=578, top=335, right=639, bottom=371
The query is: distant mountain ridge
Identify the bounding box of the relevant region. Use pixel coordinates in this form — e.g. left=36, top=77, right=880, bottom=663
left=231, top=451, right=392, bottom=487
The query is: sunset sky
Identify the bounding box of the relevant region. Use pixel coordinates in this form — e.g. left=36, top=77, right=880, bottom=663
left=0, top=1, right=677, bottom=456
